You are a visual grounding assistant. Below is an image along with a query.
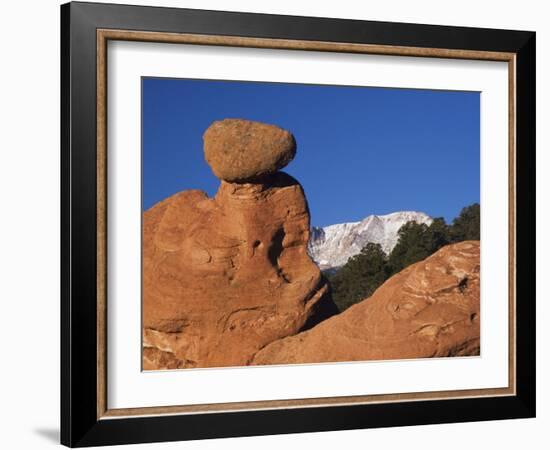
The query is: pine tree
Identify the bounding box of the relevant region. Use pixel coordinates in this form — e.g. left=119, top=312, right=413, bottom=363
left=328, top=243, right=389, bottom=311
left=387, top=221, right=430, bottom=275
left=388, top=217, right=451, bottom=276
left=449, top=203, right=480, bottom=242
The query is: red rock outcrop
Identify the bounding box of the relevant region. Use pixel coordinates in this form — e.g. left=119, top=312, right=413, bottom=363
left=252, top=241, right=480, bottom=365
left=143, top=120, right=337, bottom=370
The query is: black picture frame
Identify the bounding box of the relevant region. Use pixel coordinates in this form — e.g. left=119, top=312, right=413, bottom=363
left=61, top=1, right=536, bottom=447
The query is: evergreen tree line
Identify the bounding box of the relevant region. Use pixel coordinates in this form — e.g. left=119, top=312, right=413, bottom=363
left=327, top=203, right=480, bottom=312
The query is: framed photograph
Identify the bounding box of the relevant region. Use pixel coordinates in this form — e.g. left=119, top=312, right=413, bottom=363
left=61, top=1, right=536, bottom=447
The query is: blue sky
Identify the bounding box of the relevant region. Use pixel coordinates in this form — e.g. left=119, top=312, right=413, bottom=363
left=142, top=78, right=479, bottom=227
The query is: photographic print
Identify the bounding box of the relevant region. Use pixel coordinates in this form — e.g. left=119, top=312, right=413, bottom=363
left=62, top=5, right=535, bottom=445
left=141, top=78, right=481, bottom=370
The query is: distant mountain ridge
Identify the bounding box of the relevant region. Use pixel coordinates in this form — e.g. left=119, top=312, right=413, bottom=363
left=308, top=211, right=433, bottom=270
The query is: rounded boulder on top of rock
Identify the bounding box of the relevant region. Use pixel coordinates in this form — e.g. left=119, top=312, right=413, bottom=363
left=203, top=119, right=296, bottom=182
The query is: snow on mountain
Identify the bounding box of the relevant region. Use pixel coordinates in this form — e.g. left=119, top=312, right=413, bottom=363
left=308, top=211, right=433, bottom=270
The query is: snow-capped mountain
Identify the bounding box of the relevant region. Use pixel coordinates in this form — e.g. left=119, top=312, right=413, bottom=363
left=308, top=211, right=433, bottom=270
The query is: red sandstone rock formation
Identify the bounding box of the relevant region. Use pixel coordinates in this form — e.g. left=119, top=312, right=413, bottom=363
left=252, top=241, right=481, bottom=365
left=143, top=118, right=481, bottom=370
left=143, top=119, right=336, bottom=370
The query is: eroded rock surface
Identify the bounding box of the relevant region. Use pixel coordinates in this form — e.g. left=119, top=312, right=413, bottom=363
left=252, top=241, right=481, bottom=365
left=143, top=120, right=336, bottom=370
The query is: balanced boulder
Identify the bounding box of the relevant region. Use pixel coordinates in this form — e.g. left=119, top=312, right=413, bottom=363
left=203, top=119, right=296, bottom=182
left=143, top=120, right=336, bottom=370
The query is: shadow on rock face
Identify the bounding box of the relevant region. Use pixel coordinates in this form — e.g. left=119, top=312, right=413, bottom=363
left=301, top=274, right=340, bottom=331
